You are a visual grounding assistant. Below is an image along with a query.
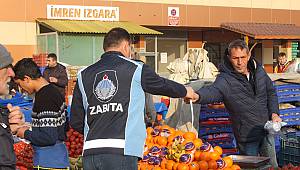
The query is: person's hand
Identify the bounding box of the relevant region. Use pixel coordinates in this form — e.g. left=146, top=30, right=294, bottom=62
left=7, top=104, right=24, bottom=125
left=16, top=126, right=30, bottom=139
left=184, top=87, right=199, bottom=103
left=49, top=77, right=58, bottom=83
left=271, top=113, right=282, bottom=123
left=10, top=124, right=23, bottom=134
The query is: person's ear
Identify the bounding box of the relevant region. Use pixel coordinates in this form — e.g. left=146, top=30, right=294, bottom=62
left=23, top=75, right=32, bottom=83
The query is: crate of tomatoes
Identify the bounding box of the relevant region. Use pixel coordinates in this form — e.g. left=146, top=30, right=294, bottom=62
left=65, top=127, right=83, bottom=169
left=14, top=141, right=33, bottom=170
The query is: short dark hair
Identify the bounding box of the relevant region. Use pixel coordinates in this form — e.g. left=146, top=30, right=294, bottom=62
left=103, top=27, right=130, bottom=51
left=278, top=52, right=286, bottom=57
left=47, top=53, right=57, bottom=61
left=228, top=39, right=249, bottom=56
left=13, top=58, right=42, bottom=80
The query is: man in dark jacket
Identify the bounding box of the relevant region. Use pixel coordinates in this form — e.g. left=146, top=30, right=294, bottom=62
left=0, top=44, right=24, bottom=170
left=70, top=27, right=194, bottom=170
left=43, top=53, right=68, bottom=98
left=190, top=39, right=282, bottom=168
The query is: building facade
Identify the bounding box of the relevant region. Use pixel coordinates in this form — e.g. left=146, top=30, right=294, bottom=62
left=1, top=0, right=300, bottom=73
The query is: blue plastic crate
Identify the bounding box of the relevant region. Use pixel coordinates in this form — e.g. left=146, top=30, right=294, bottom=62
left=199, top=124, right=233, bottom=135
left=206, top=138, right=237, bottom=149
left=278, top=96, right=300, bottom=103
left=279, top=107, right=300, bottom=115
left=275, top=84, right=300, bottom=91
left=200, top=111, right=230, bottom=120
left=200, top=107, right=228, bottom=113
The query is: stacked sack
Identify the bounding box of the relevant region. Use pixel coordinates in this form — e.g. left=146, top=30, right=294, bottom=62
left=199, top=103, right=238, bottom=155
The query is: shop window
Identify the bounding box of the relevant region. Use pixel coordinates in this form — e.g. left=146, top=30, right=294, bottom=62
left=145, top=30, right=188, bottom=74
left=204, top=43, right=227, bottom=67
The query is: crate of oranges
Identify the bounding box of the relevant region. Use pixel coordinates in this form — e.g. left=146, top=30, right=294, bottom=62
left=138, top=125, right=241, bottom=170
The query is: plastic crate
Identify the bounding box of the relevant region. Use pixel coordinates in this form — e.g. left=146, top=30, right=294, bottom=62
left=200, top=111, right=230, bottom=120
left=199, top=124, right=233, bottom=135
left=275, top=84, right=300, bottom=91
left=279, top=107, right=300, bottom=115
left=278, top=133, right=300, bottom=166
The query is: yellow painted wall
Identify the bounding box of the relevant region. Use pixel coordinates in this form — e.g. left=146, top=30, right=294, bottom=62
left=111, top=0, right=300, bottom=10
left=0, top=22, right=36, bottom=45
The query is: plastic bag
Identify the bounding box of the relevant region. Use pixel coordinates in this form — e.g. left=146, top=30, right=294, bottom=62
left=264, top=120, right=287, bottom=135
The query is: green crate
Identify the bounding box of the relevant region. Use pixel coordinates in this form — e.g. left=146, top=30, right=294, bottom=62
left=278, top=133, right=300, bottom=166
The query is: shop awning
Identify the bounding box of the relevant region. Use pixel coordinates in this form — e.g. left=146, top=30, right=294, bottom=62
left=37, top=18, right=162, bottom=35
left=221, top=22, right=300, bottom=39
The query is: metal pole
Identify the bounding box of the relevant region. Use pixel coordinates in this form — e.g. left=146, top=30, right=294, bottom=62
left=56, top=32, right=59, bottom=61
left=93, top=37, right=96, bottom=63
left=155, top=36, right=158, bottom=73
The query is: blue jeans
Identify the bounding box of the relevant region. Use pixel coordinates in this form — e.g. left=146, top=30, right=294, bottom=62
left=237, top=134, right=278, bottom=168
left=83, top=154, right=138, bottom=170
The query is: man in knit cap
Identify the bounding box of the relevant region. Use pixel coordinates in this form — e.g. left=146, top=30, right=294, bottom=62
left=0, top=44, right=24, bottom=169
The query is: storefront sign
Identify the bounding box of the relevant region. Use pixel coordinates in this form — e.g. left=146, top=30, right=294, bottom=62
left=47, top=5, right=119, bottom=21
left=168, top=7, right=179, bottom=26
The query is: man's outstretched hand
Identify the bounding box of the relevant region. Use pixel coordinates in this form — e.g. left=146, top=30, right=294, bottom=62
left=184, top=87, right=199, bottom=103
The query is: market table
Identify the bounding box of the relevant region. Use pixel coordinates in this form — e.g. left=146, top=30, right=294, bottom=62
left=229, top=155, right=271, bottom=170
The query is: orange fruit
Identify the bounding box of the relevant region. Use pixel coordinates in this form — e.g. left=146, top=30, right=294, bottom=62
left=166, top=160, right=175, bottom=170
left=198, top=160, right=208, bottom=170
left=231, top=164, right=241, bottom=170
left=213, top=146, right=223, bottom=155
left=200, top=151, right=211, bottom=161
left=168, top=135, right=175, bottom=144
left=208, top=160, right=217, bottom=169
left=194, top=151, right=202, bottom=161
left=223, top=156, right=233, bottom=168
left=146, top=142, right=154, bottom=149
left=146, top=135, right=153, bottom=143
left=172, top=162, right=179, bottom=170
left=169, top=128, right=176, bottom=136
left=147, top=127, right=153, bottom=135
left=223, top=167, right=232, bottom=170
left=175, top=130, right=184, bottom=137
left=147, top=165, right=154, bottom=170
left=177, top=163, right=190, bottom=170
left=183, top=132, right=196, bottom=140
left=189, top=162, right=200, bottom=170
left=193, top=138, right=203, bottom=148
left=157, top=136, right=168, bottom=146
left=223, top=168, right=232, bottom=170
left=139, top=162, right=148, bottom=170
left=153, top=136, right=160, bottom=144
left=209, top=151, right=221, bottom=161
left=161, top=159, right=167, bottom=169
left=152, top=166, right=162, bottom=170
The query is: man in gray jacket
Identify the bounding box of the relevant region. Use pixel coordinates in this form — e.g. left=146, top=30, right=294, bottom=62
left=190, top=39, right=282, bottom=168
left=0, top=44, right=24, bottom=170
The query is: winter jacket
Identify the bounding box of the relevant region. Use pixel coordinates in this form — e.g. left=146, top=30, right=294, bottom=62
left=43, top=63, right=68, bottom=98
left=70, top=51, right=187, bottom=158
left=0, top=106, right=16, bottom=169
left=196, top=56, right=279, bottom=143
left=274, top=61, right=292, bottom=73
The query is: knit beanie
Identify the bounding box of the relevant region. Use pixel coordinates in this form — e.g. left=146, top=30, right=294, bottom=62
left=0, top=44, right=13, bottom=69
